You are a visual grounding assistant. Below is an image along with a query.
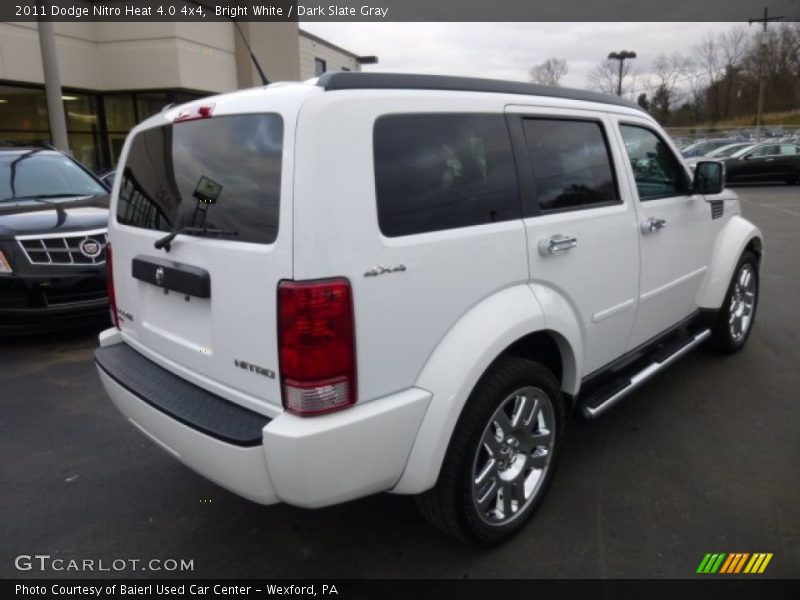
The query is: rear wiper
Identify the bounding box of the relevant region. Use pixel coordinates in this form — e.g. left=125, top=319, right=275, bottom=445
left=154, top=226, right=238, bottom=251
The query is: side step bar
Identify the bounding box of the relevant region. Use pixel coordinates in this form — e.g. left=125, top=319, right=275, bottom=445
left=581, top=329, right=711, bottom=420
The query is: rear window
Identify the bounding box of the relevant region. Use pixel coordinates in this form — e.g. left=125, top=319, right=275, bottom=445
left=117, top=114, right=283, bottom=244
left=373, top=114, right=519, bottom=237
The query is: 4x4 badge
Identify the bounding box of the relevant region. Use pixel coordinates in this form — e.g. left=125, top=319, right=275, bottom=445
left=364, top=264, right=406, bottom=277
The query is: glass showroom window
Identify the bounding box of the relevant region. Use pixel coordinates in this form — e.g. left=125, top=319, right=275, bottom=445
left=63, top=92, right=103, bottom=171
left=0, top=84, right=50, bottom=144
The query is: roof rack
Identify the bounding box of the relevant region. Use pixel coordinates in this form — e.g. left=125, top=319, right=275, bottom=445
left=316, top=72, right=644, bottom=113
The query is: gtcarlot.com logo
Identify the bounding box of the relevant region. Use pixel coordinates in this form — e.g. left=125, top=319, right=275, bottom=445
left=697, top=552, right=773, bottom=574
left=14, top=554, right=194, bottom=572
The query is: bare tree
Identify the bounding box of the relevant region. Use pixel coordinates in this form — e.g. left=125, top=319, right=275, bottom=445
left=530, top=58, right=568, bottom=86
left=587, top=58, right=633, bottom=96
left=684, top=59, right=708, bottom=121
left=646, top=52, right=691, bottom=120
left=719, top=26, right=750, bottom=116
left=694, top=33, right=726, bottom=119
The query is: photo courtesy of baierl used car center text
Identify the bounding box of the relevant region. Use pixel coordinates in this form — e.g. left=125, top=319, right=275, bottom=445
left=1, top=0, right=798, bottom=598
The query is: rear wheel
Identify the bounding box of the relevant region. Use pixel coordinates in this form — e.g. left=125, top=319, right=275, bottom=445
left=708, top=251, right=759, bottom=354
left=416, top=356, right=565, bottom=545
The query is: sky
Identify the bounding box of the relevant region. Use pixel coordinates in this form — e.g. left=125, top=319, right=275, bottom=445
left=299, top=22, right=743, bottom=96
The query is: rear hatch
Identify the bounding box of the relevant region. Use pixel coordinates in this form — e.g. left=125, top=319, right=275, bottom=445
left=109, top=101, right=293, bottom=414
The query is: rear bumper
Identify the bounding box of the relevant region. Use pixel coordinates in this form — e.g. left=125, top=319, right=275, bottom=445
left=95, top=332, right=431, bottom=508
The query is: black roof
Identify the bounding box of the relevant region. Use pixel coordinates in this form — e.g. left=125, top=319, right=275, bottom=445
left=317, top=72, right=644, bottom=113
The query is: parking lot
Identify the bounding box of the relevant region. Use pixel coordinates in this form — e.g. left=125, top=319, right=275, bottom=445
left=1, top=185, right=798, bottom=579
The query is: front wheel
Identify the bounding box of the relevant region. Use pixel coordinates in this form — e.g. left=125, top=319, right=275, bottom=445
left=708, top=251, right=759, bottom=354
left=416, top=356, right=565, bottom=545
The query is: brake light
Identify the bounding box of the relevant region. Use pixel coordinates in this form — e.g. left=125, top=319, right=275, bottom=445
left=278, top=278, right=356, bottom=416
left=106, top=243, right=119, bottom=328
left=173, top=103, right=215, bottom=122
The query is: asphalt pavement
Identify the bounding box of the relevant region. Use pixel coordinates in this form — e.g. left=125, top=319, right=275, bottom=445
left=1, top=185, right=798, bottom=579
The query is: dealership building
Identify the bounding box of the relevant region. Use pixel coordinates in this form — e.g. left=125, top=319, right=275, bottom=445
left=0, top=22, right=365, bottom=171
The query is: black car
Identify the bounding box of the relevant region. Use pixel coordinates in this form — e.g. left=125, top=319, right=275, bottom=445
left=724, top=142, right=800, bottom=185
left=0, top=143, right=111, bottom=334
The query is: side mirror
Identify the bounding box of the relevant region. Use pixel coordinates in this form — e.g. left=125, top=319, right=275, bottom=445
left=693, top=160, right=725, bottom=195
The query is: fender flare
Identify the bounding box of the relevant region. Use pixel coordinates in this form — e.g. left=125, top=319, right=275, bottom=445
left=391, top=284, right=581, bottom=495
left=696, top=215, right=763, bottom=309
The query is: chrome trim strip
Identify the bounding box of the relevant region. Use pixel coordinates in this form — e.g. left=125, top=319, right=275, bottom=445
left=639, top=266, right=707, bottom=303
left=15, top=229, right=108, bottom=267
left=582, top=329, right=711, bottom=419
left=15, top=228, right=108, bottom=240
left=591, top=298, right=636, bottom=323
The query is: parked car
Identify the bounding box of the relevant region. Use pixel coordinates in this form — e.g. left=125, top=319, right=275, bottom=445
left=681, top=138, right=737, bottom=158
left=0, top=143, right=111, bottom=334
left=684, top=142, right=755, bottom=170
left=97, top=169, right=116, bottom=188
left=724, top=142, right=800, bottom=184
left=95, top=73, right=762, bottom=545
left=670, top=136, right=693, bottom=149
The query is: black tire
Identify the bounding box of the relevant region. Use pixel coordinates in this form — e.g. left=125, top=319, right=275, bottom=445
left=416, top=355, right=565, bottom=545
left=707, top=250, right=759, bottom=354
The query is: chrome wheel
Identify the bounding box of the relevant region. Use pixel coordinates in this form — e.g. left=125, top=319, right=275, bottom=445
left=729, top=263, right=756, bottom=342
left=471, top=386, right=555, bottom=526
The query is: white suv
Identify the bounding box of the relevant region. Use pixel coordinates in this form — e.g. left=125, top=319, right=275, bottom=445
left=96, top=73, right=763, bottom=545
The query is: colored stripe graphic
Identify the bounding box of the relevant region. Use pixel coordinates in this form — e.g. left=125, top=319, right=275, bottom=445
left=759, top=554, right=773, bottom=573
left=697, top=554, right=713, bottom=573
left=698, top=552, right=773, bottom=574
left=719, top=554, right=736, bottom=573
left=697, top=553, right=727, bottom=573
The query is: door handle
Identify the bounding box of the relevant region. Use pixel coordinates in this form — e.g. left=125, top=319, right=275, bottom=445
left=641, top=217, right=667, bottom=234
left=538, top=235, right=578, bottom=256
left=765, top=158, right=775, bottom=162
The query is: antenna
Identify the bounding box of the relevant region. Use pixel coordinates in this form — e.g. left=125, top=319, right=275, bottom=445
left=232, top=19, right=270, bottom=86
left=189, top=1, right=270, bottom=86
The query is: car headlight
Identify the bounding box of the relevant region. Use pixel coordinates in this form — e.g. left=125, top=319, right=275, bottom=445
left=0, top=250, right=12, bottom=274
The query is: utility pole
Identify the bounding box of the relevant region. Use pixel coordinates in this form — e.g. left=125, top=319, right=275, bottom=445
left=37, top=20, right=69, bottom=152
left=749, top=7, right=784, bottom=142
left=608, top=50, right=636, bottom=97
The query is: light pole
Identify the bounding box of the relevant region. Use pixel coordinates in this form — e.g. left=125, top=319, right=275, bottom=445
left=749, top=7, right=784, bottom=142
left=608, top=50, right=636, bottom=97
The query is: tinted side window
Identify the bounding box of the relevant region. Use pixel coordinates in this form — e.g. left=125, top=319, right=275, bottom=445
left=620, top=125, right=688, bottom=200
left=751, top=145, right=779, bottom=157
left=373, top=114, right=519, bottom=237
left=523, top=118, right=619, bottom=212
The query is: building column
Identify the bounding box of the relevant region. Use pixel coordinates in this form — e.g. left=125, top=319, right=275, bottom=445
left=37, top=20, right=69, bottom=152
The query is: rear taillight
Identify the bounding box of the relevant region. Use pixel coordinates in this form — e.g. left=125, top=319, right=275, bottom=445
left=106, top=243, right=119, bottom=328
left=278, top=278, right=356, bottom=416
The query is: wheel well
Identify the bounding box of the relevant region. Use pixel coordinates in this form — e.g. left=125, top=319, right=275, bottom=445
left=503, top=331, right=564, bottom=389
left=745, top=237, right=763, bottom=264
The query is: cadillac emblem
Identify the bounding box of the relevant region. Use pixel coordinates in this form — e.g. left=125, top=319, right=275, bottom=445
left=79, top=238, right=102, bottom=259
